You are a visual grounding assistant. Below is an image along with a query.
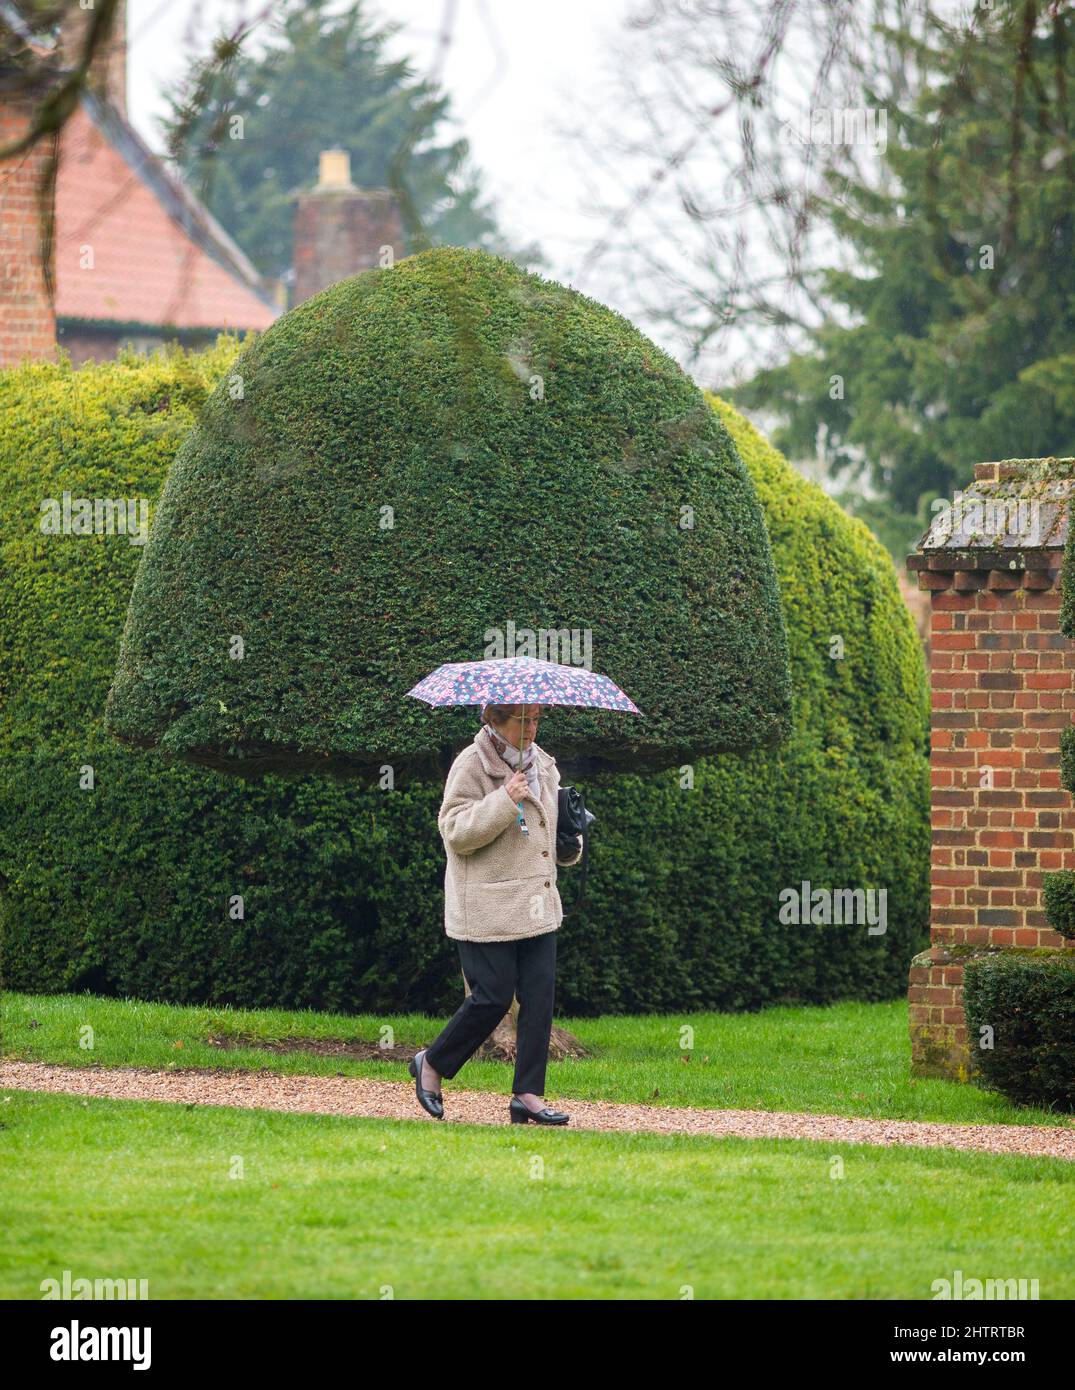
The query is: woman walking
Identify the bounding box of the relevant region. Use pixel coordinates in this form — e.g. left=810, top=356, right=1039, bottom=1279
left=409, top=701, right=583, bottom=1125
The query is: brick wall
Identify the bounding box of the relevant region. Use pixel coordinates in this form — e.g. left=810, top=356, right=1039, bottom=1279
left=0, top=95, right=58, bottom=368
left=54, top=326, right=221, bottom=367
left=908, top=461, right=1075, bottom=1078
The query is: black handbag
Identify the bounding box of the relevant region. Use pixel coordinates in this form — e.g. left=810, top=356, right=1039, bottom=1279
left=556, top=785, right=595, bottom=916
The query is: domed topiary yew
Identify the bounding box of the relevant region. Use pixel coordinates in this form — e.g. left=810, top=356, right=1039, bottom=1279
left=104, top=246, right=792, bottom=776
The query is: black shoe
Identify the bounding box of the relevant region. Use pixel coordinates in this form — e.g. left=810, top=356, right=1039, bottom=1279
left=509, top=1096, right=570, bottom=1125
left=408, top=1048, right=444, bottom=1119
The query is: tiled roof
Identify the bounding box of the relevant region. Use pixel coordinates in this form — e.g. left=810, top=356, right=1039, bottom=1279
left=54, top=90, right=279, bottom=332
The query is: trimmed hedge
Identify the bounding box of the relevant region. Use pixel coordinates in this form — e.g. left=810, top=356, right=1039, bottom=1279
left=0, top=345, right=928, bottom=1014
left=963, top=952, right=1075, bottom=1109
left=0, top=343, right=432, bottom=1011
left=583, top=395, right=931, bottom=1011
left=104, top=245, right=791, bottom=776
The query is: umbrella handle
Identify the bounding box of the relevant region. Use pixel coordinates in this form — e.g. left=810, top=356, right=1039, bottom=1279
left=518, top=709, right=528, bottom=832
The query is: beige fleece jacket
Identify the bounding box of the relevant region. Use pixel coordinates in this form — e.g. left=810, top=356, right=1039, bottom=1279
left=438, top=728, right=584, bottom=943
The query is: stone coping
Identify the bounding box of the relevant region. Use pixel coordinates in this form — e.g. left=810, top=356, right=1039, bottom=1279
left=909, top=458, right=1075, bottom=564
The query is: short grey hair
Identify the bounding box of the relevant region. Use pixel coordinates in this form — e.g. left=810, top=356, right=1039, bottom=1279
left=481, top=702, right=542, bottom=727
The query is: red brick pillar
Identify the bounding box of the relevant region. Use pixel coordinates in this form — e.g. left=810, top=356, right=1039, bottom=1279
left=907, top=460, right=1075, bottom=1079
left=0, top=92, right=58, bottom=368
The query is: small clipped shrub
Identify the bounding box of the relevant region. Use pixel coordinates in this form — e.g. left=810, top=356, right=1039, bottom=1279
left=1042, top=870, right=1075, bottom=940
left=963, top=952, right=1075, bottom=1109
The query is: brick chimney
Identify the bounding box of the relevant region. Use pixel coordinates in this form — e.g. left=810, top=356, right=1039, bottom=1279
left=58, top=0, right=128, bottom=118
left=0, top=85, right=58, bottom=368
left=292, top=150, right=405, bottom=305
left=906, top=459, right=1075, bottom=1079
left=0, top=1, right=128, bottom=369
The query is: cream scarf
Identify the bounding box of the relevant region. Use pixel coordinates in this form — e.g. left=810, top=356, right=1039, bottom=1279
left=484, top=723, right=541, bottom=800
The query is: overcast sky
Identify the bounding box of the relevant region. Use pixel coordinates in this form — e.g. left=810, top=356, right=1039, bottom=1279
left=126, top=0, right=660, bottom=358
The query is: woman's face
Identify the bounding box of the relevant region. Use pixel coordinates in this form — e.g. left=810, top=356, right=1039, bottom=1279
left=492, top=703, right=542, bottom=749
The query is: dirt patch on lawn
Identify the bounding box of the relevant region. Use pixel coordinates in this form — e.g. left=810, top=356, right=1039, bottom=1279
left=203, top=1025, right=591, bottom=1064
left=205, top=1034, right=413, bottom=1061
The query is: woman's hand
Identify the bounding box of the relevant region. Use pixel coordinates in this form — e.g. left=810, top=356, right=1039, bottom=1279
left=503, top=770, right=528, bottom=802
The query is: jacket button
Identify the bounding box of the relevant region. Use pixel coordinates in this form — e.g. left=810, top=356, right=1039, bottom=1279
left=542, top=850, right=549, bottom=857
left=539, top=819, right=546, bottom=827
left=544, top=880, right=550, bottom=888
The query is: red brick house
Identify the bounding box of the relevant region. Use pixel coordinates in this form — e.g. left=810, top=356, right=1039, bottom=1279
left=1, top=1, right=404, bottom=369
left=1, top=0, right=281, bottom=367
left=48, top=87, right=283, bottom=366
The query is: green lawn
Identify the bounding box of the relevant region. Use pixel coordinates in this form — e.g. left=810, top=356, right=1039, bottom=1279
left=1, top=1088, right=1071, bottom=1299
left=3, top=990, right=1072, bottom=1127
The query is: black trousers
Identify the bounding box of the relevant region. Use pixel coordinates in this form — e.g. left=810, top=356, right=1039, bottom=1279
left=424, top=930, right=558, bottom=1096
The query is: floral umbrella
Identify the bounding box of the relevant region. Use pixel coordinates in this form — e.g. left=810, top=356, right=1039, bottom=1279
left=406, top=655, right=641, bottom=829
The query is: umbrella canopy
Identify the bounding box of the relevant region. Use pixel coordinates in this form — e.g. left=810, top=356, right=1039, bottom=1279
left=408, top=656, right=638, bottom=833
left=406, top=656, right=641, bottom=714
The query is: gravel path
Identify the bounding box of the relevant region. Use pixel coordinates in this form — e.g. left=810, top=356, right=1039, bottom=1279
left=3, top=1060, right=1074, bottom=1161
